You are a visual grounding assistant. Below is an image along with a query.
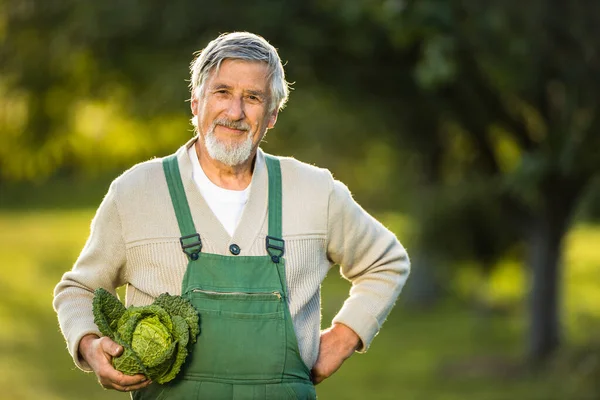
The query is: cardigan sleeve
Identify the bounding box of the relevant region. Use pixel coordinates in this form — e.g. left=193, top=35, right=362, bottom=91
left=326, top=179, right=410, bottom=352
left=53, top=180, right=127, bottom=371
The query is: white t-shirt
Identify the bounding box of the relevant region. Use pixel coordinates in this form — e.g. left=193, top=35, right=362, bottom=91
left=187, top=146, right=250, bottom=237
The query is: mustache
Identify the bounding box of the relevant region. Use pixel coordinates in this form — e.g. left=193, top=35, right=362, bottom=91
left=212, top=118, right=251, bottom=132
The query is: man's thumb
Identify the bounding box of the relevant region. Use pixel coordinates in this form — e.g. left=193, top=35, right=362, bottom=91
left=110, top=343, right=123, bottom=357
left=102, top=338, right=123, bottom=357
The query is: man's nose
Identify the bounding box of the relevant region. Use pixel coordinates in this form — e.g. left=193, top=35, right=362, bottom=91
left=225, top=96, right=245, bottom=120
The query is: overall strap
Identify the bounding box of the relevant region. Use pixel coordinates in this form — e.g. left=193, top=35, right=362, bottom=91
left=162, top=154, right=202, bottom=260
left=264, top=154, right=285, bottom=263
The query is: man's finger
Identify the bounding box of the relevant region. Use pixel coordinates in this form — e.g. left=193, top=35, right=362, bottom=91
left=100, top=368, right=147, bottom=385
left=112, top=371, right=148, bottom=387
left=99, top=337, right=123, bottom=357
left=104, top=379, right=152, bottom=392
left=124, top=379, right=153, bottom=392
left=100, top=373, right=149, bottom=391
left=311, top=372, right=324, bottom=385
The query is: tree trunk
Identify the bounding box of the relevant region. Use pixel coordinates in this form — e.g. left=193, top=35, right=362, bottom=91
left=527, top=176, right=587, bottom=363
left=527, top=215, right=565, bottom=363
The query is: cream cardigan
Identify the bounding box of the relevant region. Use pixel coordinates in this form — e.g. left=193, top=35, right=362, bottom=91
left=54, top=137, right=410, bottom=371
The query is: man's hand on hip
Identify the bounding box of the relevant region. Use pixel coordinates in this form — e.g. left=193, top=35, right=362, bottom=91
left=79, top=334, right=151, bottom=392
left=311, top=323, right=361, bottom=385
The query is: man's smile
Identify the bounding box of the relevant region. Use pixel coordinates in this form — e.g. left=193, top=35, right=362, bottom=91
left=216, top=124, right=247, bottom=135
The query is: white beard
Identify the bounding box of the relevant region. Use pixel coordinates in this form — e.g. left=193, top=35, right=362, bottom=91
left=202, top=118, right=254, bottom=166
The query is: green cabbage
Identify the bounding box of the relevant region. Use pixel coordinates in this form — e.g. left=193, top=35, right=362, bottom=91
left=92, top=288, right=199, bottom=384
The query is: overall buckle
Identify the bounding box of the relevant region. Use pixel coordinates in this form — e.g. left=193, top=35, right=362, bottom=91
left=180, top=233, right=202, bottom=261
left=266, top=236, right=285, bottom=263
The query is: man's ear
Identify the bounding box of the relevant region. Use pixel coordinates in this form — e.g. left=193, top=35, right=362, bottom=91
left=190, top=96, right=198, bottom=116
left=267, top=110, right=278, bottom=129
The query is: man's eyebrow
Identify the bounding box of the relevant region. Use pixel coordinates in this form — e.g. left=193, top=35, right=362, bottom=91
left=209, top=84, right=266, bottom=98
left=246, top=89, right=267, bottom=98
left=211, top=83, right=233, bottom=90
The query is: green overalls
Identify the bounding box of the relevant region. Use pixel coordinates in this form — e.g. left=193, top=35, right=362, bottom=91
left=133, top=154, right=316, bottom=400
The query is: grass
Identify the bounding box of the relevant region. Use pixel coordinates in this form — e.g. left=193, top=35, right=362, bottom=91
left=0, top=209, right=599, bottom=399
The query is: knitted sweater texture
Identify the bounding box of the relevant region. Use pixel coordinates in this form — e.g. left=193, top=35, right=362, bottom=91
left=53, top=138, right=410, bottom=370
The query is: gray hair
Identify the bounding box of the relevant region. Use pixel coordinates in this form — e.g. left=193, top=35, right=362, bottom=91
left=189, top=32, right=290, bottom=113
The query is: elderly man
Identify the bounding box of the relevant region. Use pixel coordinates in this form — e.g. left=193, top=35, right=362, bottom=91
left=54, top=32, right=410, bottom=399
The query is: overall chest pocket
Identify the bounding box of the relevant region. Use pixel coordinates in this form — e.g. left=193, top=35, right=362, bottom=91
left=185, top=289, right=287, bottom=382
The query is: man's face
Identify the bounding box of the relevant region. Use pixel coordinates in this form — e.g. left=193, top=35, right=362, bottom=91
left=191, top=59, right=278, bottom=166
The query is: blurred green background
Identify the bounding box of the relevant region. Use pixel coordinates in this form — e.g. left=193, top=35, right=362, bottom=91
left=1, top=1, right=600, bottom=399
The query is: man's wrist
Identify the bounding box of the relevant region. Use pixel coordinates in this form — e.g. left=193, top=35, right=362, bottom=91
left=331, top=323, right=361, bottom=353
left=78, top=333, right=100, bottom=362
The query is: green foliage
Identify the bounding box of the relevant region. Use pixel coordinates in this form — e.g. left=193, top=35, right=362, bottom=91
left=92, top=287, right=126, bottom=338
left=154, top=292, right=200, bottom=340
left=92, top=288, right=199, bottom=384
left=414, top=181, right=521, bottom=269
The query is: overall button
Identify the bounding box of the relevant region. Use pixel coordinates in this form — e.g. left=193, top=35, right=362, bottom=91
left=229, top=244, right=241, bottom=255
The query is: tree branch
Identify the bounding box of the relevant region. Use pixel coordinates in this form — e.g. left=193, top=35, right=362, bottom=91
left=457, top=47, right=536, bottom=152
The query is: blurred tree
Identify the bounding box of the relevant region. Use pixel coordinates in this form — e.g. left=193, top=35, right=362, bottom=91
left=0, top=0, right=322, bottom=179
left=286, top=0, right=600, bottom=362
left=363, top=0, right=600, bottom=362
